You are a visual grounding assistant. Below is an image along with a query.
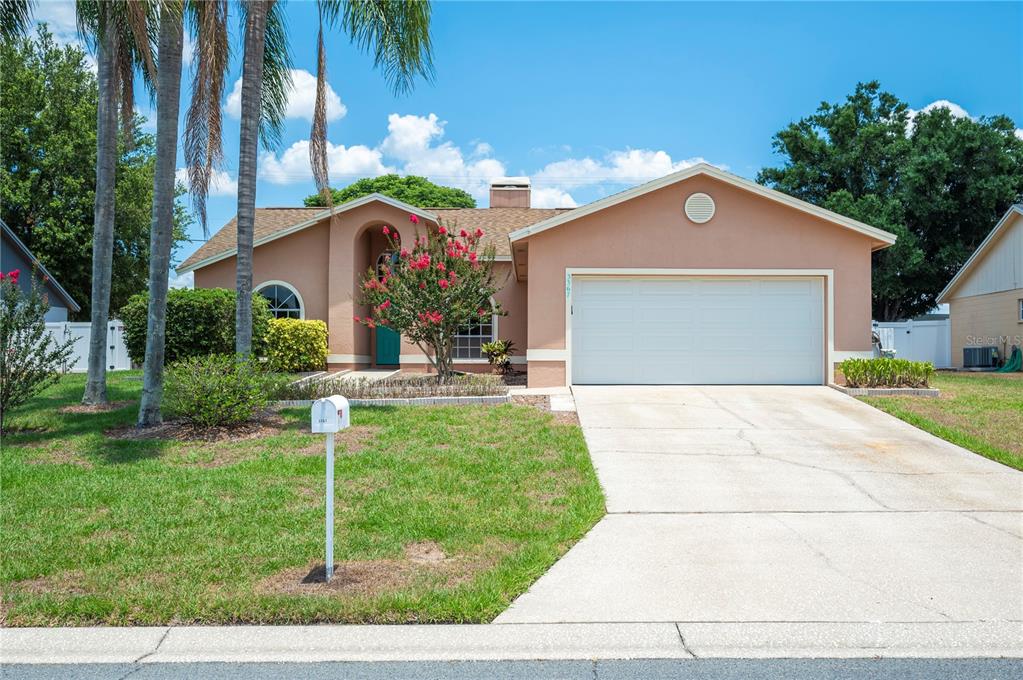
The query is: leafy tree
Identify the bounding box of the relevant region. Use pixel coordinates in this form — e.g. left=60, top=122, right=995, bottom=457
left=304, top=174, right=475, bottom=209
left=356, top=215, right=503, bottom=382
left=0, top=268, right=76, bottom=431
left=1, top=27, right=188, bottom=322
left=758, top=81, right=1023, bottom=320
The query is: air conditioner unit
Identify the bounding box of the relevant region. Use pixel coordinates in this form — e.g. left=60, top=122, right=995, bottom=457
left=963, top=346, right=999, bottom=369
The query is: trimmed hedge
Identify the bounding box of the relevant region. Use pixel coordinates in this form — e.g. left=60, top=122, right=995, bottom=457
left=265, top=318, right=328, bottom=372
left=164, top=354, right=286, bottom=427
left=839, top=357, right=934, bottom=388
left=120, top=288, right=271, bottom=365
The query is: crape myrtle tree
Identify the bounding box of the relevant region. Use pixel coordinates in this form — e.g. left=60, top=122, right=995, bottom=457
left=356, top=214, right=503, bottom=382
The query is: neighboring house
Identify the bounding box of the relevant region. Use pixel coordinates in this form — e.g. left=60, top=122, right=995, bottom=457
left=1, top=219, right=81, bottom=322
left=177, top=164, right=896, bottom=388
left=937, top=205, right=1023, bottom=368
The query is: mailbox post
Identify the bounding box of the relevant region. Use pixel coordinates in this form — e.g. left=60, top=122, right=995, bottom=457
left=311, top=395, right=350, bottom=581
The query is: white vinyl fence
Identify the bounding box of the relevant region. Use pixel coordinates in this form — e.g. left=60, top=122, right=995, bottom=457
left=872, top=319, right=952, bottom=368
left=46, top=321, right=132, bottom=372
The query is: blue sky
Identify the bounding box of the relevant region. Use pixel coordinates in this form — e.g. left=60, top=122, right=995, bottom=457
left=33, top=1, right=1023, bottom=280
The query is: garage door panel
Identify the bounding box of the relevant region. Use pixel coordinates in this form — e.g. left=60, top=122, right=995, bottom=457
left=572, top=277, right=823, bottom=385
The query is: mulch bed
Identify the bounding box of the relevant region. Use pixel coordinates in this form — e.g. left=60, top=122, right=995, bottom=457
left=59, top=400, right=133, bottom=415
left=106, top=412, right=286, bottom=443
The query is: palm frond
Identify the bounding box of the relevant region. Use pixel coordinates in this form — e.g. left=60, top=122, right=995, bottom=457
left=339, top=0, right=434, bottom=96
left=309, top=11, right=331, bottom=206
left=0, top=0, right=35, bottom=42
left=257, top=0, right=293, bottom=150
left=184, top=0, right=230, bottom=236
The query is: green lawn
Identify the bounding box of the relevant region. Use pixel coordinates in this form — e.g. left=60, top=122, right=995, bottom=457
left=0, top=372, right=604, bottom=625
left=861, top=371, right=1023, bottom=471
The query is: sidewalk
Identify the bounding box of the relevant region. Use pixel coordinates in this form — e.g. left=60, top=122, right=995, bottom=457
left=3, top=622, right=1020, bottom=664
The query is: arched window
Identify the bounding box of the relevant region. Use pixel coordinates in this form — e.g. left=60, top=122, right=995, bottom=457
left=256, top=281, right=303, bottom=319
left=376, top=251, right=398, bottom=281
left=453, top=299, right=497, bottom=360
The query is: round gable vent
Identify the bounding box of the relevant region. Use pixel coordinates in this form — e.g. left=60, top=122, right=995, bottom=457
left=684, top=192, right=715, bottom=224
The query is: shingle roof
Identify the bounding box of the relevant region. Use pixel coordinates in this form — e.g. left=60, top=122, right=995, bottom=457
left=178, top=205, right=571, bottom=272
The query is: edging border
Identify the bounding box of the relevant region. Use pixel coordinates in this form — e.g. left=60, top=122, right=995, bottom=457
left=830, top=384, right=940, bottom=398
left=276, top=395, right=509, bottom=408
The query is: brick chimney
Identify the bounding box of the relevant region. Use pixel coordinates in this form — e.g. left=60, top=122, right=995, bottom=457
left=489, top=177, right=531, bottom=208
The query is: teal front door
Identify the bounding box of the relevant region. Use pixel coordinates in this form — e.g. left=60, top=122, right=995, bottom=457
left=375, top=325, right=400, bottom=365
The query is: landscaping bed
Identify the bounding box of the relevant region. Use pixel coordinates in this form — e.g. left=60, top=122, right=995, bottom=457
left=860, top=371, right=1023, bottom=471
left=0, top=372, right=604, bottom=625
left=280, top=372, right=508, bottom=401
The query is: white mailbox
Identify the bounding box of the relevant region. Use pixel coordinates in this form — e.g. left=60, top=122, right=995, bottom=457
left=311, top=395, right=350, bottom=582
left=311, top=395, right=350, bottom=433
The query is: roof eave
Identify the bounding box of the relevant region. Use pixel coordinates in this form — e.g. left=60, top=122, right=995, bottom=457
left=936, top=205, right=1023, bottom=303
left=508, top=163, right=898, bottom=246
left=0, top=220, right=81, bottom=311
left=176, top=193, right=437, bottom=274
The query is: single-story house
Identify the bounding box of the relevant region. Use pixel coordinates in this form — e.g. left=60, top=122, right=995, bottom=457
left=1, top=218, right=81, bottom=322
left=177, top=164, right=896, bottom=387
left=937, top=204, right=1023, bottom=368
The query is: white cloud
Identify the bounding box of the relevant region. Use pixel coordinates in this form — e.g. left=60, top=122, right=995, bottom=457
left=533, top=151, right=716, bottom=195
left=175, top=167, right=238, bottom=197
left=258, top=140, right=392, bottom=184
left=530, top=187, right=578, bottom=209
left=907, top=99, right=1023, bottom=139
left=34, top=0, right=97, bottom=71
left=169, top=270, right=194, bottom=289
left=225, top=69, right=346, bottom=122
left=181, top=31, right=194, bottom=68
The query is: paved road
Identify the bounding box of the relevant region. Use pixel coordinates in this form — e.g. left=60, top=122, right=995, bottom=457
left=4, top=659, right=1021, bottom=680
left=497, top=386, right=1023, bottom=624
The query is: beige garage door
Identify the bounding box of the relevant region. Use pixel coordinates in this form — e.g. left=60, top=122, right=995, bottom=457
left=571, top=277, right=825, bottom=385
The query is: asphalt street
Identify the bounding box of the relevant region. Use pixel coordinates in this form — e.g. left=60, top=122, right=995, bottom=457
left=3, top=659, right=1021, bottom=680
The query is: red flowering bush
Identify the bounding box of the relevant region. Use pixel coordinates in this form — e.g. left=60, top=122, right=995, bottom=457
left=356, top=215, right=504, bottom=382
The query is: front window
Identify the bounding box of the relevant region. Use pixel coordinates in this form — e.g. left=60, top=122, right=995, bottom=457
left=257, top=283, right=302, bottom=319
left=453, top=317, right=494, bottom=360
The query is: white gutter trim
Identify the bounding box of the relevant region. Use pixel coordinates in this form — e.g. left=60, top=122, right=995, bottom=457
left=936, top=205, right=1023, bottom=303
left=507, top=163, right=898, bottom=248
left=176, top=193, right=437, bottom=274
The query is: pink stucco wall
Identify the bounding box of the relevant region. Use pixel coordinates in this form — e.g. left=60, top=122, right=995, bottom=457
left=193, top=202, right=528, bottom=370
left=523, top=175, right=877, bottom=385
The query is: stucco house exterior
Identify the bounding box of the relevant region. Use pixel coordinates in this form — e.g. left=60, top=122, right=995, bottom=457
left=177, top=164, right=896, bottom=387
left=937, top=205, right=1023, bottom=368
left=1, top=218, right=81, bottom=322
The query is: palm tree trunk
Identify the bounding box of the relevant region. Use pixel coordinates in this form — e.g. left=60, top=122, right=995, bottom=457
left=235, top=1, right=269, bottom=357
left=138, top=6, right=184, bottom=427
left=82, top=4, right=119, bottom=405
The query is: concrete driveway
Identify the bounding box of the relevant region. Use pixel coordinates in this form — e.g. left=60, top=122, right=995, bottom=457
left=496, top=386, right=1023, bottom=626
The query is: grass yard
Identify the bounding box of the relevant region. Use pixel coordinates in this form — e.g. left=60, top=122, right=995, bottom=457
left=0, top=372, right=604, bottom=626
left=861, top=371, right=1023, bottom=471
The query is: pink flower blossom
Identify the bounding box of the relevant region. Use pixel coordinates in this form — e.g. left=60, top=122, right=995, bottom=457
left=438, top=225, right=447, bottom=235
left=448, top=270, right=457, bottom=280
left=436, top=262, right=446, bottom=272
left=468, top=252, right=477, bottom=263
left=477, top=308, right=486, bottom=317
left=459, top=229, right=468, bottom=238
left=353, top=315, right=361, bottom=322
left=474, top=228, right=484, bottom=238
left=419, top=282, right=426, bottom=289
left=382, top=225, right=390, bottom=236
left=380, top=299, right=391, bottom=310
left=409, top=214, right=419, bottom=224
left=399, top=248, right=410, bottom=258
left=438, top=278, right=449, bottom=289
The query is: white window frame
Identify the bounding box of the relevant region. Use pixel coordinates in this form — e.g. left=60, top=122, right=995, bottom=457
left=452, top=298, right=498, bottom=362
left=1018, top=298, right=1022, bottom=323
left=255, top=280, right=305, bottom=320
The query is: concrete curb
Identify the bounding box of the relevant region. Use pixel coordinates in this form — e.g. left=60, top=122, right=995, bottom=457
left=2, top=622, right=1020, bottom=664
left=829, top=384, right=941, bottom=398
left=275, top=395, right=509, bottom=408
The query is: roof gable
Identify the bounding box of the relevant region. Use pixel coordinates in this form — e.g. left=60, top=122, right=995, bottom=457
left=508, top=163, right=897, bottom=250
left=1, top=219, right=80, bottom=312
left=937, top=205, right=1023, bottom=302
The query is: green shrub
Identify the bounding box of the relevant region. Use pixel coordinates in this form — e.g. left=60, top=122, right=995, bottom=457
left=265, top=318, right=328, bottom=372
left=163, top=354, right=286, bottom=427
left=840, top=357, right=934, bottom=388
left=481, top=339, right=516, bottom=374
left=120, top=288, right=271, bottom=365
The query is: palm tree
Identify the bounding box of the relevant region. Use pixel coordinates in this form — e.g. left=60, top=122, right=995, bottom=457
left=138, top=0, right=229, bottom=426
left=309, top=0, right=434, bottom=202
left=81, top=0, right=156, bottom=405
left=234, top=0, right=291, bottom=356
left=0, top=0, right=35, bottom=42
